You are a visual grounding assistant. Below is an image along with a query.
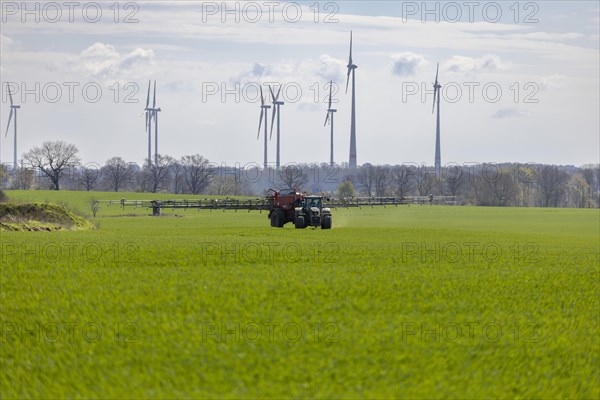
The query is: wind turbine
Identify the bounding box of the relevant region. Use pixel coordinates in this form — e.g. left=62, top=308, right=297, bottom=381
left=324, top=80, right=337, bottom=167
left=269, top=85, right=284, bottom=169
left=145, top=80, right=161, bottom=166
left=432, top=62, right=442, bottom=178
left=346, top=31, right=358, bottom=169
left=256, top=86, right=271, bottom=170
left=4, top=84, right=20, bottom=170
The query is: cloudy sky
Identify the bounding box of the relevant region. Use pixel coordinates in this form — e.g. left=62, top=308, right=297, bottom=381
left=1, top=0, right=599, bottom=167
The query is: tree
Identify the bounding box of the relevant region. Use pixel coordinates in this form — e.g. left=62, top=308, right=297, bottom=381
left=102, top=157, right=135, bottom=192
left=373, top=166, right=390, bottom=197
left=181, top=154, right=214, bottom=194
left=277, top=164, right=308, bottom=190
left=171, top=161, right=185, bottom=194
left=444, top=165, right=465, bottom=197
left=391, top=165, right=415, bottom=198
left=78, top=166, right=100, bottom=191
left=537, top=166, right=569, bottom=207
left=143, top=155, right=173, bottom=193
left=89, top=197, right=100, bottom=217
left=23, top=141, right=80, bottom=190
left=356, top=164, right=375, bottom=196
left=472, top=169, right=519, bottom=206
left=566, top=174, right=592, bottom=208
left=337, top=180, right=355, bottom=198
left=414, top=168, right=436, bottom=196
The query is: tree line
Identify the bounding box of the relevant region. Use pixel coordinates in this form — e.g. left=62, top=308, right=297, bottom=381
left=1, top=141, right=598, bottom=208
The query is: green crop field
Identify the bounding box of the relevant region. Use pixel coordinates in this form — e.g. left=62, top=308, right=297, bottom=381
left=1, top=190, right=599, bottom=398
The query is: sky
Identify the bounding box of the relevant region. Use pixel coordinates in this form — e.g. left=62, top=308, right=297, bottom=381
left=1, top=0, right=599, bottom=168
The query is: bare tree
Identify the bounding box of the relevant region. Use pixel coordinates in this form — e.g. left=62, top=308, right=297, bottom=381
left=143, top=155, right=173, bottom=193
left=373, top=166, right=390, bottom=197
left=277, top=164, right=308, bottom=190
left=414, top=168, right=436, bottom=196
left=566, top=174, right=592, bottom=208
left=102, top=157, right=135, bottom=192
left=356, top=164, right=375, bottom=196
left=89, top=197, right=100, bottom=217
left=444, top=165, right=465, bottom=197
left=537, top=166, right=569, bottom=207
left=473, top=169, right=519, bottom=206
left=181, top=154, right=214, bottom=194
left=391, top=165, right=415, bottom=198
left=23, top=141, right=80, bottom=190
left=171, top=161, right=185, bottom=194
left=78, top=167, right=100, bottom=191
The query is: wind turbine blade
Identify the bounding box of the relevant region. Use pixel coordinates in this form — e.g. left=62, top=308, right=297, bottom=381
left=346, top=69, right=351, bottom=94
left=145, top=80, right=150, bottom=109
left=7, top=86, right=14, bottom=106
left=435, top=62, right=439, bottom=84
left=145, top=111, right=149, bottom=130
left=275, top=86, right=282, bottom=102
left=324, top=112, right=330, bottom=127
left=432, top=87, right=437, bottom=114
left=349, top=31, right=353, bottom=65
left=257, top=109, right=264, bottom=139
left=260, top=86, right=265, bottom=106
left=152, top=81, right=157, bottom=108
left=328, top=81, right=333, bottom=110
left=5, top=109, right=13, bottom=138
left=270, top=105, right=276, bottom=139
left=269, top=85, right=275, bottom=102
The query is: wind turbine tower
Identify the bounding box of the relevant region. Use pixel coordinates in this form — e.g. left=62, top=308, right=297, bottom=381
left=4, top=85, right=20, bottom=170
left=146, top=81, right=161, bottom=166
left=432, top=63, right=442, bottom=178
left=269, top=85, right=284, bottom=169
left=346, top=31, right=358, bottom=169
left=324, top=80, right=337, bottom=167
left=257, top=86, right=271, bottom=170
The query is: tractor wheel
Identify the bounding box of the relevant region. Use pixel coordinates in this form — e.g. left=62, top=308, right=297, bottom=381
left=276, top=210, right=285, bottom=227
left=295, top=215, right=305, bottom=229
left=322, top=215, right=332, bottom=229
left=270, top=211, right=280, bottom=227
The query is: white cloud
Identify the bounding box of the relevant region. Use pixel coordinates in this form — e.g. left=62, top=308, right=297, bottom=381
left=444, top=54, right=503, bottom=74
left=390, top=52, right=427, bottom=77
left=539, top=74, right=567, bottom=90
left=76, top=42, right=155, bottom=79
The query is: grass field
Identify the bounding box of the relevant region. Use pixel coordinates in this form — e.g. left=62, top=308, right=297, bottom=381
left=1, top=190, right=599, bottom=398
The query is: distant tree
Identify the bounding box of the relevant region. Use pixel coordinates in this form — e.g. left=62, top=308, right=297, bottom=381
left=444, top=165, right=465, bottom=197
left=414, top=168, right=436, bottom=196
left=102, top=157, right=135, bottom=192
left=391, top=165, right=415, bottom=198
left=337, top=180, right=355, bottom=198
left=566, top=174, right=592, bottom=208
left=537, top=166, right=569, bottom=207
left=181, top=154, right=214, bottom=194
left=277, top=164, right=308, bottom=191
left=473, top=168, right=519, bottom=206
left=373, top=166, right=390, bottom=197
left=171, top=161, right=185, bottom=194
left=23, top=141, right=80, bottom=190
left=143, top=155, right=174, bottom=193
left=356, top=164, right=375, bottom=196
left=78, top=166, right=100, bottom=191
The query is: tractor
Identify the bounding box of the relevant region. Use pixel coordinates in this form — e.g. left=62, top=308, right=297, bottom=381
left=266, top=189, right=332, bottom=229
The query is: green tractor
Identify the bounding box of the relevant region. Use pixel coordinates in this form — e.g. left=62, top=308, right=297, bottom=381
left=266, top=189, right=332, bottom=229
left=294, top=195, right=332, bottom=229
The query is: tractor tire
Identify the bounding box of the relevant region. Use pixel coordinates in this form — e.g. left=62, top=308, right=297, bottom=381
left=322, top=215, right=332, bottom=229
left=270, top=211, right=279, bottom=227
left=295, top=215, right=305, bottom=229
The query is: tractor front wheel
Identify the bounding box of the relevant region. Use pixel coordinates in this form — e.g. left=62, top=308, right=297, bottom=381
left=321, top=215, right=332, bottom=229
left=295, top=215, right=305, bottom=229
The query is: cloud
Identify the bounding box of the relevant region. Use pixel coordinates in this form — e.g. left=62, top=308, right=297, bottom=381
left=444, top=54, right=502, bottom=74
left=389, top=52, right=426, bottom=77
left=492, top=108, right=532, bottom=119
left=76, top=42, right=155, bottom=79
left=539, top=74, right=566, bottom=90
left=0, top=34, right=16, bottom=53
left=234, top=54, right=345, bottom=85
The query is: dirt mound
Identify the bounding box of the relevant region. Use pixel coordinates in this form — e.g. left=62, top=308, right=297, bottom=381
left=0, top=203, right=95, bottom=232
